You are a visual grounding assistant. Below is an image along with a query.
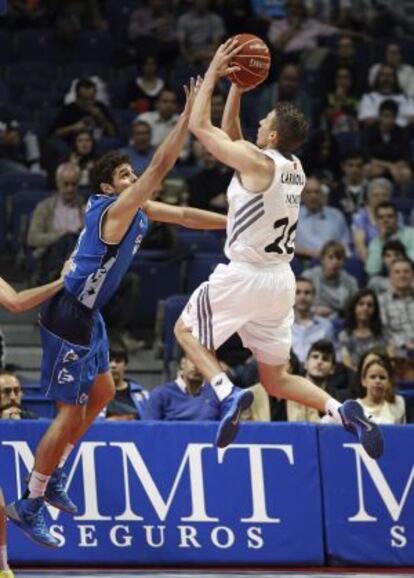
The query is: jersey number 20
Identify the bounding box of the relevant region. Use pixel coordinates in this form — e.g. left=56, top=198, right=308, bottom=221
left=265, top=217, right=297, bottom=254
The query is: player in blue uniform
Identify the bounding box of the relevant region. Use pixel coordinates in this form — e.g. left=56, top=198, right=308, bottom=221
left=5, top=79, right=227, bottom=548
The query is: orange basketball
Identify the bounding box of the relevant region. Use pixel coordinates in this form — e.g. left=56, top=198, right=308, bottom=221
left=227, top=34, right=271, bottom=89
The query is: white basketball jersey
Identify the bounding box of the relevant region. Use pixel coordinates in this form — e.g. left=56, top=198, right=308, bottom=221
left=224, top=148, right=306, bottom=265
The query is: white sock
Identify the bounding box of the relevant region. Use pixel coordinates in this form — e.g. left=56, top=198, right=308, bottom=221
left=211, top=372, right=233, bottom=401
left=0, top=545, right=9, bottom=571
left=325, top=398, right=342, bottom=425
left=28, top=470, right=50, bottom=499
left=58, top=443, right=74, bottom=469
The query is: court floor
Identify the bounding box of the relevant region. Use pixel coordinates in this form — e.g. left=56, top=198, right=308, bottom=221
left=11, top=569, right=414, bottom=578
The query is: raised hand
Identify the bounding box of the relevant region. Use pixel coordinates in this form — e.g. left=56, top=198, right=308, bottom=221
left=206, top=38, right=242, bottom=80
left=182, top=76, right=203, bottom=118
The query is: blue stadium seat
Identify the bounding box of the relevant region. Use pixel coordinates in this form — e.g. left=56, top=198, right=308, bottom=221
left=129, top=257, right=181, bottom=322
left=73, top=31, right=113, bottom=63
left=394, top=197, right=414, bottom=224
left=11, top=189, right=52, bottom=250
left=290, top=257, right=303, bottom=277
left=0, top=30, right=12, bottom=64
left=176, top=229, right=224, bottom=253
left=104, top=0, right=139, bottom=42
left=345, top=256, right=366, bottom=287
left=186, top=252, right=227, bottom=293
left=95, top=137, right=122, bottom=156
left=23, top=395, right=56, bottom=419
left=332, top=317, right=345, bottom=337
left=14, top=29, right=63, bottom=62
left=0, top=173, right=48, bottom=197
left=60, top=62, right=110, bottom=85
left=162, top=294, right=190, bottom=370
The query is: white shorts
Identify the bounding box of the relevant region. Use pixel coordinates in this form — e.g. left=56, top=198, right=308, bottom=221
left=180, top=260, right=296, bottom=365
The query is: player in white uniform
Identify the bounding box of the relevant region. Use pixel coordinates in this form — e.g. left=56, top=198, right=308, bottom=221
left=175, top=39, right=384, bottom=459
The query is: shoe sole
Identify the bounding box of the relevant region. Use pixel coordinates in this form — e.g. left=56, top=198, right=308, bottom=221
left=341, top=400, right=384, bottom=459
left=44, top=496, right=78, bottom=515
left=5, top=503, right=59, bottom=549
left=215, top=390, right=254, bottom=449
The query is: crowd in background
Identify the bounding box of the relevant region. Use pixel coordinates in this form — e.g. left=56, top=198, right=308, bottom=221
left=0, top=0, right=413, bottom=425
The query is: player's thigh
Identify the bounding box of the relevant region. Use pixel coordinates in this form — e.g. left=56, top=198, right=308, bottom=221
left=180, top=264, right=252, bottom=350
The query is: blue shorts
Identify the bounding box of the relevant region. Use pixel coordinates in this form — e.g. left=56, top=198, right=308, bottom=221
left=39, top=291, right=110, bottom=406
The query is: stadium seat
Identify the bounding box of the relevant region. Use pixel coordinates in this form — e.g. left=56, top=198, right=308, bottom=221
left=176, top=229, right=224, bottom=253
left=95, top=137, right=122, bottom=156
left=129, top=257, right=181, bottom=323
left=186, top=252, right=227, bottom=293
left=290, top=257, right=303, bottom=277
left=0, top=173, right=48, bottom=198
left=345, top=256, right=366, bottom=287
left=394, top=197, right=414, bottom=224
left=11, top=189, right=52, bottom=250
left=162, top=294, right=190, bottom=374
left=73, top=31, right=114, bottom=64
left=0, top=30, right=12, bottom=64
left=23, top=395, right=56, bottom=419
left=14, top=29, right=63, bottom=63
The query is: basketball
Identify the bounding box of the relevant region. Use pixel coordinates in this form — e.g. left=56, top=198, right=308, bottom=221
left=227, top=34, right=271, bottom=89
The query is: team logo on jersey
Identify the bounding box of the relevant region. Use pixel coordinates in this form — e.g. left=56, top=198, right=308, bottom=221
left=79, top=393, right=89, bottom=405
left=57, top=368, right=75, bottom=384
left=63, top=350, right=80, bottom=363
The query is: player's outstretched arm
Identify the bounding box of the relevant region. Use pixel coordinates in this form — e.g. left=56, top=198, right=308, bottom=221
left=144, top=200, right=227, bottom=230
left=0, top=260, right=70, bottom=313
left=102, top=80, right=200, bottom=244
left=189, top=42, right=271, bottom=182
left=221, top=84, right=244, bottom=141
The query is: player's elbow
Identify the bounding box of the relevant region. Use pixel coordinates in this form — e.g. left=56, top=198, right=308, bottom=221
left=4, top=298, right=23, bottom=313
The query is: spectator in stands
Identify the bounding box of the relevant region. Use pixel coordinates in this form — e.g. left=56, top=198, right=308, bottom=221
left=267, top=0, right=339, bottom=64
left=27, top=163, right=85, bottom=283
left=353, top=357, right=405, bottom=424
left=0, top=372, right=38, bottom=420
left=303, top=240, right=359, bottom=318
left=368, top=239, right=408, bottom=296
left=50, top=78, right=117, bottom=143
left=287, top=340, right=338, bottom=422
left=121, top=120, right=155, bottom=175
left=352, top=178, right=394, bottom=263
left=295, top=176, right=351, bottom=259
left=322, top=66, right=359, bottom=135
left=320, top=34, right=366, bottom=96
left=137, top=88, right=190, bottom=160
left=53, top=0, right=108, bottom=44
left=143, top=353, right=233, bottom=420
left=101, top=348, right=148, bottom=420
left=358, top=64, right=414, bottom=128
left=368, top=42, right=414, bottom=97
left=124, top=55, right=166, bottom=114
left=366, top=202, right=414, bottom=276
left=188, top=147, right=231, bottom=213
left=292, top=277, right=335, bottom=364
left=66, top=129, right=96, bottom=189
left=257, top=63, right=312, bottom=125
left=330, top=151, right=367, bottom=224
left=339, top=288, right=390, bottom=372
left=379, top=257, right=414, bottom=356
left=177, top=0, right=226, bottom=66
left=127, top=0, right=178, bottom=65
left=0, top=106, right=41, bottom=175
left=362, top=100, right=412, bottom=189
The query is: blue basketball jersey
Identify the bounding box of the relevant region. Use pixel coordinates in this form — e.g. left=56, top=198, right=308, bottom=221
left=64, top=194, right=148, bottom=310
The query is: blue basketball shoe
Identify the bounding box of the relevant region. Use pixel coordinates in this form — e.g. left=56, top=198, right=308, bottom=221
left=339, top=400, right=384, bottom=459
left=5, top=497, right=59, bottom=548
left=45, top=468, right=78, bottom=514
left=215, top=389, right=254, bottom=448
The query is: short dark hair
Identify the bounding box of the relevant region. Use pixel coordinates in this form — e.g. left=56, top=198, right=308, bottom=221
left=272, top=102, right=309, bottom=153
left=320, top=240, right=346, bottom=260
left=375, top=201, right=397, bottom=216
left=379, top=99, right=398, bottom=116
left=342, top=150, right=363, bottom=163
left=90, top=151, right=131, bottom=192
left=382, top=239, right=407, bottom=257
left=109, top=348, right=128, bottom=364
left=307, top=340, right=336, bottom=364
left=296, top=276, right=315, bottom=291
left=75, top=78, right=97, bottom=95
